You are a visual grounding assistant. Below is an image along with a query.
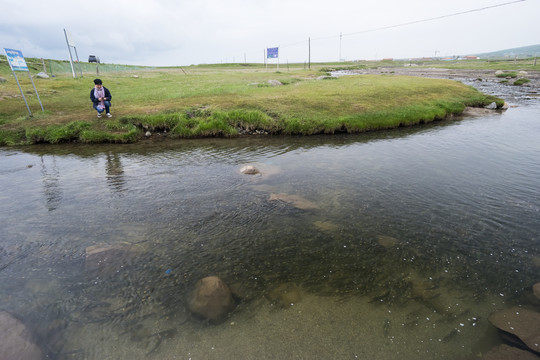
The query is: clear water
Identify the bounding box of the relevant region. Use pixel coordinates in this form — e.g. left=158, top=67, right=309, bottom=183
left=1, top=102, right=539, bottom=359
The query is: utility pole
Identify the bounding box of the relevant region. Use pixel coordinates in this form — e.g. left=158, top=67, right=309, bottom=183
left=308, top=37, right=311, bottom=70
left=340, top=32, right=342, bottom=61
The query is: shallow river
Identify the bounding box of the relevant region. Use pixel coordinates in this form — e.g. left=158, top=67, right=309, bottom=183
left=1, top=84, right=539, bottom=359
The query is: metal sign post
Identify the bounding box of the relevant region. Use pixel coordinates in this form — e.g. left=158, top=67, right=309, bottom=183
left=3, top=48, right=44, bottom=116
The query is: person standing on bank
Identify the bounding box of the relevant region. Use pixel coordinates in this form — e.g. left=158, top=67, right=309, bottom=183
left=90, top=79, right=112, bottom=118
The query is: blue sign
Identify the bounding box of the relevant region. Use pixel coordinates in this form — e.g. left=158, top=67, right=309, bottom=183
left=4, top=48, right=29, bottom=71
left=267, top=47, right=279, bottom=59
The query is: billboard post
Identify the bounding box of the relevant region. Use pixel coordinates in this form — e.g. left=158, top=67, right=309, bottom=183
left=64, top=29, right=83, bottom=78
left=3, top=48, right=44, bottom=116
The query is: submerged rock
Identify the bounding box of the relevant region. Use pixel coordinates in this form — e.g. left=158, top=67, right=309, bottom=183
left=269, top=193, right=319, bottom=210
left=240, top=165, right=260, bottom=175
left=488, top=307, right=540, bottom=353
left=85, top=243, right=143, bottom=277
left=377, top=235, right=399, bottom=248
left=188, top=276, right=236, bottom=323
left=533, top=283, right=540, bottom=301
left=481, top=344, right=539, bottom=360
left=313, top=220, right=339, bottom=232
left=266, top=282, right=304, bottom=308
left=0, top=311, right=43, bottom=360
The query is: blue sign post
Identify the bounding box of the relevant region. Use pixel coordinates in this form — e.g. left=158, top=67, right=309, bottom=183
left=5, top=48, right=29, bottom=71
left=266, top=47, right=279, bottom=71
left=267, top=47, right=279, bottom=59
left=4, top=48, right=44, bottom=116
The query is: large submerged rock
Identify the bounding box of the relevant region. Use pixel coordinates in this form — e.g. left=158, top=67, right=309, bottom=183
left=188, top=276, right=236, bottom=323
left=269, top=193, right=319, bottom=210
left=0, top=311, right=43, bottom=360
left=481, top=344, right=539, bottom=360
left=488, top=307, right=540, bottom=353
left=85, top=243, right=143, bottom=277
left=266, top=282, right=304, bottom=308
left=533, top=283, right=540, bottom=301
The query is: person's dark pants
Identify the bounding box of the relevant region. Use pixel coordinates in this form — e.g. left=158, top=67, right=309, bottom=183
left=93, top=101, right=111, bottom=114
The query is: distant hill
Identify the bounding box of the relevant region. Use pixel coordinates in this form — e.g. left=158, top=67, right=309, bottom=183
left=471, top=44, right=540, bottom=59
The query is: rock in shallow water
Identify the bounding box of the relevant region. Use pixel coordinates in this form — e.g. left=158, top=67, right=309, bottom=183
left=269, top=193, right=319, bottom=210
left=0, top=311, right=43, bottom=360
left=85, top=243, right=143, bottom=277
left=266, top=282, right=304, bottom=308
left=240, top=165, right=260, bottom=175
left=481, top=344, right=539, bottom=360
left=533, top=283, right=540, bottom=301
left=188, top=276, right=236, bottom=323
left=488, top=306, right=540, bottom=353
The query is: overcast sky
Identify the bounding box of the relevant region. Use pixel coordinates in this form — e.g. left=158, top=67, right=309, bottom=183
left=1, top=0, right=537, bottom=66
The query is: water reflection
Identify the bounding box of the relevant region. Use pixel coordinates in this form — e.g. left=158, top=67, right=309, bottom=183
left=40, top=156, right=63, bottom=211
left=105, top=152, right=126, bottom=194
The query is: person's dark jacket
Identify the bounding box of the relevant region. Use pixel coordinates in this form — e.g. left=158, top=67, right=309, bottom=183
left=90, top=87, right=112, bottom=105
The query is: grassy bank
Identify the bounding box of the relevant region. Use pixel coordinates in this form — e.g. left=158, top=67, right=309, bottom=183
left=0, top=64, right=503, bottom=145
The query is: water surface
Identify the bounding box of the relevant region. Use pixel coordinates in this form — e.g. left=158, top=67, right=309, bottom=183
left=1, top=100, right=539, bottom=359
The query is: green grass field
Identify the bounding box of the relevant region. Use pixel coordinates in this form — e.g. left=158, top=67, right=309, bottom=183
left=0, top=59, right=506, bottom=145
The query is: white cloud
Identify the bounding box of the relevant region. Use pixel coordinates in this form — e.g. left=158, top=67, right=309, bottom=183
left=1, top=0, right=537, bottom=66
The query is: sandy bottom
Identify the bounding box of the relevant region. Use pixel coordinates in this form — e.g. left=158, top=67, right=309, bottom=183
left=62, top=289, right=504, bottom=360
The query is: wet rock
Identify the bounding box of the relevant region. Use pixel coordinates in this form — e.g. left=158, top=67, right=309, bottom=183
left=481, top=344, right=539, bottom=360
left=267, top=282, right=303, bottom=308
left=240, top=165, right=260, bottom=175
left=268, top=80, right=283, bottom=86
left=145, top=131, right=152, bottom=137
left=485, top=102, right=498, bottom=110
left=85, top=243, right=143, bottom=277
left=269, top=193, right=319, bottom=210
left=463, top=107, right=498, bottom=116
left=0, top=311, right=43, bottom=360
left=502, top=102, right=509, bottom=110
left=188, top=276, right=236, bottom=323
left=488, top=307, right=540, bottom=353
left=533, top=283, right=540, bottom=301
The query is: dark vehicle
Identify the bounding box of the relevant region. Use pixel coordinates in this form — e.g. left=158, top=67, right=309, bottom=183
left=88, top=55, right=100, bottom=63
